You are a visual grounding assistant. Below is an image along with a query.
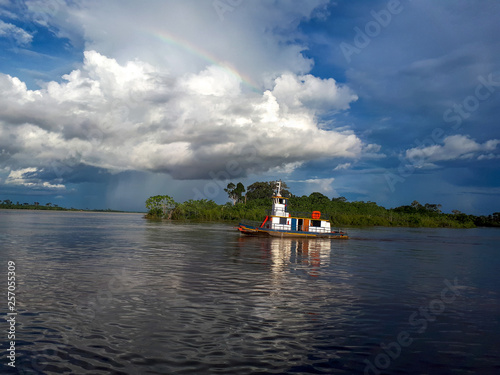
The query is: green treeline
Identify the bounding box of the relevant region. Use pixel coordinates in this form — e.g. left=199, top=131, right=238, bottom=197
left=0, top=200, right=66, bottom=210
left=0, top=199, right=120, bottom=212
left=145, top=181, right=500, bottom=228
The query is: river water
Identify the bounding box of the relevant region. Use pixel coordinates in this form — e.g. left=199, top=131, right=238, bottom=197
left=1, top=210, right=499, bottom=374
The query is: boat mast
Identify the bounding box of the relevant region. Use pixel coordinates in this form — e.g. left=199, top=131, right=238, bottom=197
left=271, top=180, right=288, bottom=217
left=275, top=180, right=282, bottom=197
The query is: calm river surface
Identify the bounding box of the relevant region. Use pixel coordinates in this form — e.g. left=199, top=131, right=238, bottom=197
left=1, top=210, right=499, bottom=374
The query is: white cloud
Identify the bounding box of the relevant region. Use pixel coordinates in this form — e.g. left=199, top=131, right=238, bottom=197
left=6, top=167, right=65, bottom=189
left=0, top=51, right=368, bottom=180
left=334, top=163, right=351, bottom=171
left=0, top=1, right=381, bottom=185
left=0, top=20, right=32, bottom=45
left=405, top=135, right=499, bottom=164
left=477, top=153, right=500, bottom=160
left=184, top=65, right=242, bottom=97
left=5, top=167, right=38, bottom=184
left=271, top=73, right=358, bottom=112
left=24, top=0, right=329, bottom=87
left=303, top=178, right=337, bottom=195
left=0, top=8, right=18, bottom=20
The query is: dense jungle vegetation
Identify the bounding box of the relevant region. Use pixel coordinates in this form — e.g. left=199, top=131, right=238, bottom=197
left=145, top=181, right=500, bottom=228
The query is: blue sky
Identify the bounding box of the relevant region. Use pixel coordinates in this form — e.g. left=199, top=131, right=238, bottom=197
left=0, top=0, right=499, bottom=214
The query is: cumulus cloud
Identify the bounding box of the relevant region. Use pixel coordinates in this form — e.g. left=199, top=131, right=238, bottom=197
left=0, top=20, right=32, bottom=45
left=0, top=50, right=368, bottom=180
left=303, top=178, right=336, bottom=195
left=0, top=0, right=380, bottom=192
left=405, top=134, right=500, bottom=166
left=271, top=73, right=358, bottom=112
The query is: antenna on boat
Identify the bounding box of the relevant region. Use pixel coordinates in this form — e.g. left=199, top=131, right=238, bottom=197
left=275, top=180, right=282, bottom=197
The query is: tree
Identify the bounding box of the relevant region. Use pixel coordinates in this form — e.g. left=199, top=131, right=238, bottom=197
left=246, top=181, right=291, bottom=201
left=309, top=192, right=330, bottom=205
left=145, top=195, right=177, bottom=219
left=411, top=200, right=423, bottom=210
left=224, top=182, right=245, bottom=205
left=424, top=203, right=442, bottom=214
left=173, top=199, right=220, bottom=220
left=332, top=196, right=347, bottom=202
left=493, top=212, right=500, bottom=224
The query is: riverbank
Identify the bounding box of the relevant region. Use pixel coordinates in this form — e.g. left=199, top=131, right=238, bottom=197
left=144, top=197, right=500, bottom=229
left=0, top=204, right=132, bottom=213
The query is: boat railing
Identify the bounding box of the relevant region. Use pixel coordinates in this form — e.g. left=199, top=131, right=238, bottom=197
left=267, top=223, right=334, bottom=233
left=266, top=210, right=331, bottom=220
left=298, top=225, right=330, bottom=233
left=240, top=220, right=346, bottom=235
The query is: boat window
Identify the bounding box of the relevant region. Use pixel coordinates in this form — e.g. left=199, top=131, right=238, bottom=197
left=311, top=220, right=321, bottom=227
left=280, top=217, right=287, bottom=225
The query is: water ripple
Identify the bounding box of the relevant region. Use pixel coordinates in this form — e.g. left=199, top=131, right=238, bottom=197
left=1, top=211, right=499, bottom=374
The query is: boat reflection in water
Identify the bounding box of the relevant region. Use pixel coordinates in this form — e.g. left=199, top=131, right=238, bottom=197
left=238, top=235, right=338, bottom=278
left=235, top=235, right=354, bottom=331
left=268, top=237, right=332, bottom=278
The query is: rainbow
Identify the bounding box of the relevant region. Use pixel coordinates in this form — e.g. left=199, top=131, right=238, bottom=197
left=149, top=30, right=262, bottom=93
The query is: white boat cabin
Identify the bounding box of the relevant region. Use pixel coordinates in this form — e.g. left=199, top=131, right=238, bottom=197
left=261, top=182, right=332, bottom=234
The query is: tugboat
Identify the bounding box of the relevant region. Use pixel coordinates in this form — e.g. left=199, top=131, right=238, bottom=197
left=238, top=181, right=348, bottom=239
